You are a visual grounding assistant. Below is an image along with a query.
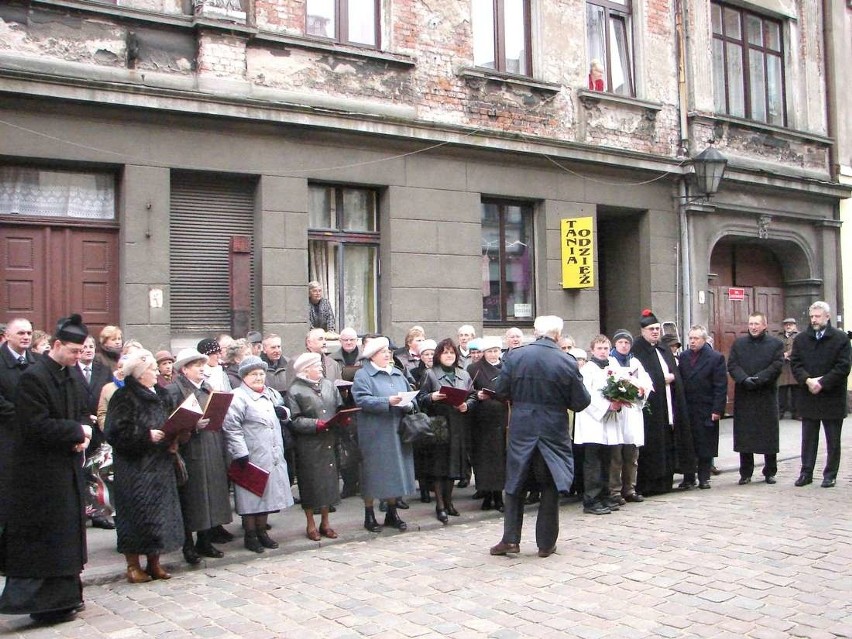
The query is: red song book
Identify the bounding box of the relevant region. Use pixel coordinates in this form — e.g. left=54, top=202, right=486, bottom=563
left=438, top=386, right=471, bottom=407
left=324, top=407, right=361, bottom=427
left=201, top=392, right=233, bottom=432
left=162, top=395, right=203, bottom=439
left=228, top=460, right=270, bottom=497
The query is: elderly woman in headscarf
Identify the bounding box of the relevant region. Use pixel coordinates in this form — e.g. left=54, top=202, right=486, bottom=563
left=286, top=352, right=344, bottom=541
left=222, top=356, right=294, bottom=553
left=351, top=336, right=415, bottom=533
left=466, top=337, right=508, bottom=511
left=165, top=348, right=233, bottom=564
left=105, top=350, right=184, bottom=583
left=417, top=338, right=477, bottom=523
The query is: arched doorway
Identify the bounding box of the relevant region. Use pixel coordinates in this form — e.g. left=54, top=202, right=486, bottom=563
left=707, top=236, right=808, bottom=414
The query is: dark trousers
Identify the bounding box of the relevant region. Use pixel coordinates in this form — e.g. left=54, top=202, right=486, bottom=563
left=778, top=385, right=798, bottom=417
left=740, top=453, right=777, bottom=479
left=501, top=450, right=559, bottom=551
left=697, top=457, right=713, bottom=483
left=800, top=419, right=844, bottom=480
left=582, top=443, right=609, bottom=506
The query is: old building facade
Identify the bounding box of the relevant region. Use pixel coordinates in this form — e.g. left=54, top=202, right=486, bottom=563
left=0, top=0, right=848, bottom=354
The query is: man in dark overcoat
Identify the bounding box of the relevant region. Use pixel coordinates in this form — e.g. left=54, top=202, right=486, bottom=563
left=490, top=316, right=590, bottom=558
left=727, top=312, right=784, bottom=484
left=789, top=301, right=852, bottom=488
left=631, top=309, right=694, bottom=495
left=0, top=318, right=37, bottom=528
left=679, top=325, right=727, bottom=489
left=0, top=315, right=93, bottom=624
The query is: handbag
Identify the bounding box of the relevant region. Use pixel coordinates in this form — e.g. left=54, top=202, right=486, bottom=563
left=428, top=415, right=450, bottom=445
left=173, top=451, right=189, bottom=487
left=398, top=411, right=435, bottom=445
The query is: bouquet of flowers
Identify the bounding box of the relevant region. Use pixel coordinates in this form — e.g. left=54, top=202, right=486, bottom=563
left=601, top=369, right=645, bottom=421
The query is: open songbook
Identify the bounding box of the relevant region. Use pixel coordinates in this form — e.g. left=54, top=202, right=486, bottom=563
left=163, top=391, right=234, bottom=438
left=438, top=385, right=471, bottom=407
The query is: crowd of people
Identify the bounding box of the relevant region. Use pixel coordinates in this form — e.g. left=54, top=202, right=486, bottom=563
left=0, top=295, right=849, bottom=623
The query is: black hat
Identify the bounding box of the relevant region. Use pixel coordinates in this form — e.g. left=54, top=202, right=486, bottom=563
left=55, top=314, right=88, bottom=345
left=197, top=338, right=221, bottom=355
left=661, top=334, right=682, bottom=348
left=246, top=331, right=263, bottom=345
left=640, top=309, right=660, bottom=328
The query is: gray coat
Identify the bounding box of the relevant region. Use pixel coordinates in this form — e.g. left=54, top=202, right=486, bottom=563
left=164, top=376, right=232, bottom=531
left=287, top=377, right=343, bottom=508
left=222, top=384, right=294, bottom=515
left=351, top=363, right=415, bottom=500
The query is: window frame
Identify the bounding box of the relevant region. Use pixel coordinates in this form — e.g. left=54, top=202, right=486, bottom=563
left=473, top=0, right=533, bottom=77
left=481, top=198, right=536, bottom=326
left=307, top=184, right=381, bottom=334
left=305, top=0, right=382, bottom=49
left=711, top=1, right=787, bottom=126
left=586, top=0, right=635, bottom=97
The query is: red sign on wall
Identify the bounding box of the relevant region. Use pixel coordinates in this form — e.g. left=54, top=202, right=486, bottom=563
left=728, top=287, right=745, bottom=301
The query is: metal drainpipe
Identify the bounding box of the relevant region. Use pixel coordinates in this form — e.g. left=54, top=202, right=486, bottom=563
left=675, top=0, right=692, bottom=332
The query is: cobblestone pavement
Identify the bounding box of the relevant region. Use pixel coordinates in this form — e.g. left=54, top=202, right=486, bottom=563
left=1, top=419, right=850, bottom=638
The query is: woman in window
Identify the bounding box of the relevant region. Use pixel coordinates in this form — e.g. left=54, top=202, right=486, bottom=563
left=105, top=350, right=183, bottom=583
left=351, top=337, right=415, bottom=533
left=164, top=349, right=233, bottom=565
left=466, top=337, right=508, bottom=512
left=286, top=352, right=344, bottom=541
left=222, top=356, right=294, bottom=553
left=416, top=338, right=477, bottom=524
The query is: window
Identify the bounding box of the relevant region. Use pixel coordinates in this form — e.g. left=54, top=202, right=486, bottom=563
left=0, top=167, right=115, bottom=220
left=472, top=0, right=532, bottom=76
left=306, top=0, right=380, bottom=48
left=308, top=185, right=380, bottom=333
left=586, top=0, right=634, bottom=96
left=711, top=2, right=785, bottom=126
left=482, top=200, right=535, bottom=323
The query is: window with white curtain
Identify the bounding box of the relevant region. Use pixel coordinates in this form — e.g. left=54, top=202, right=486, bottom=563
left=586, top=0, right=634, bottom=96
left=308, top=185, right=379, bottom=334
left=306, top=0, right=380, bottom=48
left=0, top=167, right=115, bottom=220
left=472, top=0, right=532, bottom=76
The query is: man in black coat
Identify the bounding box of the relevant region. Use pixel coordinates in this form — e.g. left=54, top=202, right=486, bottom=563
left=631, top=309, right=694, bottom=495
left=789, top=301, right=852, bottom=488
left=727, top=312, right=784, bottom=485
left=490, top=316, right=590, bottom=559
left=679, top=325, right=727, bottom=489
left=0, top=314, right=93, bottom=624
left=0, top=318, right=37, bottom=527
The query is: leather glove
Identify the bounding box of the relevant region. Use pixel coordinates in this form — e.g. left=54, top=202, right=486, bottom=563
left=315, top=419, right=329, bottom=432
left=274, top=405, right=289, bottom=420
left=234, top=455, right=250, bottom=468
left=742, top=376, right=758, bottom=389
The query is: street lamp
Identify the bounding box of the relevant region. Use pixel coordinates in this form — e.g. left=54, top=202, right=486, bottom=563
left=680, top=145, right=728, bottom=203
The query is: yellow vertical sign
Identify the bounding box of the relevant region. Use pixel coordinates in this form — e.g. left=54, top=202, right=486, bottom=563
left=561, top=217, right=595, bottom=288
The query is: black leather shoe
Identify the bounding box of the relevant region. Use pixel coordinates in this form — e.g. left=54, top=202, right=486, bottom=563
left=363, top=511, right=382, bottom=533
left=378, top=500, right=387, bottom=512
left=698, top=482, right=711, bottom=489
left=794, top=474, right=813, bottom=487
left=583, top=503, right=611, bottom=515
left=420, top=488, right=431, bottom=503
left=436, top=507, right=449, bottom=524
left=30, top=609, right=77, bottom=624
left=396, top=499, right=409, bottom=510
left=490, top=541, right=520, bottom=556
left=91, top=516, right=115, bottom=529
left=195, top=541, right=224, bottom=558
left=384, top=512, right=407, bottom=531
left=764, top=476, right=777, bottom=484
left=625, top=493, right=644, bottom=503
left=456, top=479, right=469, bottom=488
left=677, top=480, right=696, bottom=490
left=445, top=503, right=460, bottom=517
left=209, top=525, right=234, bottom=543
left=821, top=478, right=836, bottom=488
left=738, top=477, right=752, bottom=485
left=710, top=466, right=721, bottom=476
left=537, top=546, right=556, bottom=558
left=524, top=491, right=540, bottom=505
left=182, top=543, right=201, bottom=565
left=257, top=530, right=279, bottom=549
left=244, top=532, right=265, bottom=553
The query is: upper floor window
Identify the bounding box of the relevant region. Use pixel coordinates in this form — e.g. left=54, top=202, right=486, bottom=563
left=482, top=199, right=535, bottom=323
left=309, top=185, right=380, bottom=333
left=586, top=0, right=634, bottom=96
left=711, top=2, right=785, bottom=126
left=472, top=0, right=532, bottom=76
left=306, top=0, right=380, bottom=48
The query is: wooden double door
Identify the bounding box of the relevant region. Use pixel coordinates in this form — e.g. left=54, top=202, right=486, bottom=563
left=1, top=222, right=119, bottom=336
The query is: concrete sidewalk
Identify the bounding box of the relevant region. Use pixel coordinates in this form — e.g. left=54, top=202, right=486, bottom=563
left=74, top=416, right=838, bottom=586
